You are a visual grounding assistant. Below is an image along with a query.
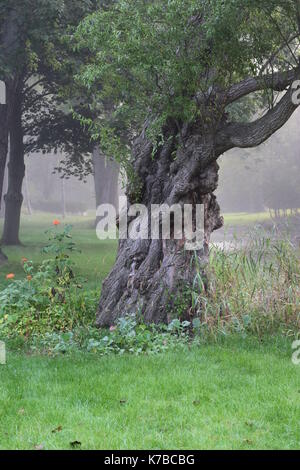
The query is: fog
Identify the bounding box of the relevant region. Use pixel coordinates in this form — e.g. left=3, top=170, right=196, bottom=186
left=0, top=152, right=96, bottom=218
left=217, top=107, right=300, bottom=215
left=1, top=105, right=299, bottom=220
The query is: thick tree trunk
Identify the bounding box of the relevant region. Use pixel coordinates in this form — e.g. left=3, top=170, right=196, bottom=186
left=0, top=102, right=8, bottom=263
left=2, top=84, right=24, bottom=246
left=92, top=146, right=119, bottom=219
left=96, top=124, right=223, bottom=326
left=96, top=71, right=300, bottom=326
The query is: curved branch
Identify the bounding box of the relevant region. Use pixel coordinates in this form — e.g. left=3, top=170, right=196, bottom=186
left=217, top=82, right=300, bottom=150
left=223, top=68, right=298, bottom=106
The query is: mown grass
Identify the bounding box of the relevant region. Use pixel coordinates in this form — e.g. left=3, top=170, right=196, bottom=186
left=0, top=210, right=288, bottom=288
left=0, top=213, right=300, bottom=450
left=0, top=213, right=117, bottom=290
left=0, top=338, right=299, bottom=450
left=223, top=209, right=299, bottom=226
left=223, top=211, right=272, bottom=226
left=0, top=210, right=279, bottom=289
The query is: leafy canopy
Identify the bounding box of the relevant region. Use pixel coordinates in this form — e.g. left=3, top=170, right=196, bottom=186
left=0, top=0, right=99, bottom=176
left=75, top=0, right=300, bottom=148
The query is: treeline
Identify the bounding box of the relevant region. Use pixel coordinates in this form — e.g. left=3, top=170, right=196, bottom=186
left=0, top=1, right=119, bottom=258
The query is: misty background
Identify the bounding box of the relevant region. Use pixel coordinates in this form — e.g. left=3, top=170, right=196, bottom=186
left=1, top=81, right=299, bottom=219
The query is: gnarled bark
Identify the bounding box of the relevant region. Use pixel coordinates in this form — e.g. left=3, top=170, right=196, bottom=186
left=96, top=73, right=300, bottom=326
left=96, top=123, right=223, bottom=326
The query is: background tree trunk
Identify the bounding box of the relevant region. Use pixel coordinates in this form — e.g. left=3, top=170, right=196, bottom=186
left=0, top=161, right=8, bottom=219
left=0, top=102, right=8, bottom=262
left=96, top=124, right=223, bottom=326
left=92, top=146, right=119, bottom=221
left=61, top=177, right=66, bottom=219
left=0, top=104, right=8, bottom=211
left=2, top=83, right=25, bottom=246
left=23, top=168, right=32, bottom=215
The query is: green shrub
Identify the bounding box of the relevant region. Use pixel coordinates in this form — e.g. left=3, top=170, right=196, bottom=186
left=0, top=226, right=97, bottom=337
left=28, top=315, right=191, bottom=356
left=1, top=225, right=299, bottom=350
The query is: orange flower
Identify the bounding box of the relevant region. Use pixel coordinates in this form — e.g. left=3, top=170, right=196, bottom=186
left=27, top=275, right=32, bottom=281
left=21, top=257, right=28, bottom=263
left=53, top=219, right=60, bottom=226
left=6, top=273, right=15, bottom=280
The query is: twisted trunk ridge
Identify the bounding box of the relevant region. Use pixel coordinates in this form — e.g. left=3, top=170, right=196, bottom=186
left=96, top=76, right=300, bottom=326
left=96, top=123, right=223, bottom=326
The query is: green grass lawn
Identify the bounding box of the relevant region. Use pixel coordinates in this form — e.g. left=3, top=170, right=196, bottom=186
left=0, top=213, right=299, bottom=450
left=0, top=210, right=273, bottom=289
left=0, top=213, right=117, bottom=290
left=0, top=339, right=299, bottom=450
left=223, top=211, right=272, bottom=226
left=0, top=210, right=289, bottom=288
left=223, top=209, right=299, bottom=226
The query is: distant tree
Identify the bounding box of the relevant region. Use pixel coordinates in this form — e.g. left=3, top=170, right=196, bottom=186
left=76, top=0, right=300, bottom=325
left=29, top=87, right=120, bottom=218
left=0, top=100, right=7, bottom=212
left=0, top=0, right=97, bottom=245
left=24, top=151, right=95, bottom=214
left=92, top=146, right=119, bottom=222
left=0, top=101, right=8, bottom=262
left=0, top=14, right=10, bottom=260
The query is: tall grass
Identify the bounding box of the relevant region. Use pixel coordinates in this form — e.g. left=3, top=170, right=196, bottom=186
left=192, top=229, right=300, bottom=338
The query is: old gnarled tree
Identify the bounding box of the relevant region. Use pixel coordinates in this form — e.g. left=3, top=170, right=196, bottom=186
left=76, top=0, right=300, bottom=325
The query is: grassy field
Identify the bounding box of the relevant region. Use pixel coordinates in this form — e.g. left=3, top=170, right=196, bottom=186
left=223, top=209, right=299, bottom=226
left=1, top=339, right=299, bottom=450
left=223, top=211, right=272, bottom=226
left=0, top=213, right=299, bottom=450
left=0, top=210, right=274, bottom=288
left=0, top=213, right=117, bottom=290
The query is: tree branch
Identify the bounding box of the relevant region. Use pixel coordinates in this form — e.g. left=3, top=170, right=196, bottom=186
left=222, top=68, right=298, bottom=106
left=217, top=81, right=300, bottom=150
left=23, top=77, right=45, bottom=95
